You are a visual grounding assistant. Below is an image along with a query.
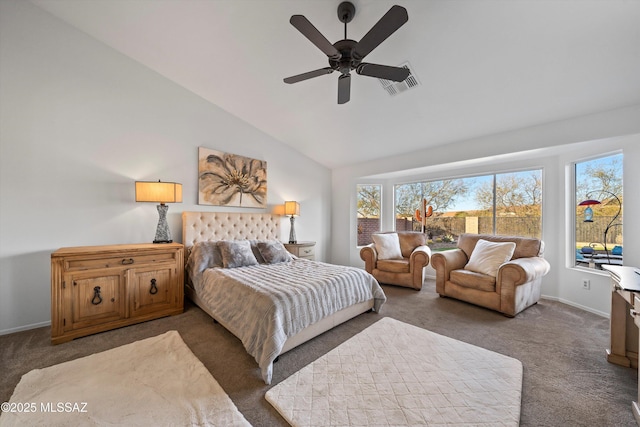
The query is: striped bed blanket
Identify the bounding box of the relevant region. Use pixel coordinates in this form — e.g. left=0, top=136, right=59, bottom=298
left=194, top=258, right=386, bottom=384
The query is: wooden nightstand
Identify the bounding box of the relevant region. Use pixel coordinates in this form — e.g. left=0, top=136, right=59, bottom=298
left=284, top=241, right=316, bottom=261
left=51, top=243, right=184, bottom=344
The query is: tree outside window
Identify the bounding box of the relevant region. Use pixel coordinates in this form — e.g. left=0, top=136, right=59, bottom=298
left=476, top=171, right=542, bottom=238
left=357, top=184, right=381, bottom=246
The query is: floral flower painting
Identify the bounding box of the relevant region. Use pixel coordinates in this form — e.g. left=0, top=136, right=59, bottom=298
left=198, top=147, right=267, bottom=208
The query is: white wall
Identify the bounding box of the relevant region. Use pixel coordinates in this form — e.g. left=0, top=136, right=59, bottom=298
left=331, top=109, right=640, bottom=317
left=0, top=0, right=331, bottom=334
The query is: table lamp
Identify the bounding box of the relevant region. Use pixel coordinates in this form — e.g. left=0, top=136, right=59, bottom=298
left=284, top=201, right=300, bottom=244
left=135, top=180, right=183, bottom=243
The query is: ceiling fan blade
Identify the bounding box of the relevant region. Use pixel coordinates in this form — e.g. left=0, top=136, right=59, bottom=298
left=284, top=67, right=334, bottom=84
left=338, top=74, right=351, bottom=104
left=353, top=5, right=408, bottom=60
left=356, top=63, right=410, bottom=82
left=290, top=15, right=341, bottom=59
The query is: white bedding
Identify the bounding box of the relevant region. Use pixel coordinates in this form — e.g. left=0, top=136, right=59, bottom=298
left=193, top=258, right=386, bottom=384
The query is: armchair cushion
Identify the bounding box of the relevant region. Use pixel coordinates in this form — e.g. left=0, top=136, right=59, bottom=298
left=372, top=233, right=403, bottom=260
left=464, top=239, right=516, bottom=277
left=377, top=259, right=410, bottom=274
left=398, top=232, right=427, bottom=258
left=458, top=234, right=543, bottom=259
left=450, top=269, right=496, bottom=292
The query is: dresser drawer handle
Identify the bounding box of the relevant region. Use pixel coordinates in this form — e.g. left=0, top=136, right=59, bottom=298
left=91, top=286, right=103, bottom=305
left=149, top=278, right=158, bottom=295
left=121, top=258, right=134, bottom=265
left=303, top=249, right=311, bottom=254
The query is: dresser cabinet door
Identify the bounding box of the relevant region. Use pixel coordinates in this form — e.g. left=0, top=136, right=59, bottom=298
left=129, top=265, right=177, bottom=317
left=64, top=270, right=126, bottom=331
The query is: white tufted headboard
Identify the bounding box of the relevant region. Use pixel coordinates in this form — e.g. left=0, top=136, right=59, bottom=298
left=182, top=211, right=281, bottom=251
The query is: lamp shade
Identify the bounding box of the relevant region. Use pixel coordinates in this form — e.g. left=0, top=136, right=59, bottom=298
left=284, top=201, right=300, bottom=216
left=135, top=181, right=182, bottom=203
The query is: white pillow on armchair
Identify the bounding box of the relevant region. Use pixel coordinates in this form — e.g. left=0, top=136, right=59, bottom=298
left=464, top=239, right=516, bottom=277
left=372, top=233, right=403, bottom=260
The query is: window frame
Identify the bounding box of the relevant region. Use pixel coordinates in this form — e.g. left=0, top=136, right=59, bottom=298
left=571, top=151, right=623, bottom=270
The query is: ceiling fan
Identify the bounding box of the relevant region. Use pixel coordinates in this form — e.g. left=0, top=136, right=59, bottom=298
left=284, top=2, right=409, bottom=104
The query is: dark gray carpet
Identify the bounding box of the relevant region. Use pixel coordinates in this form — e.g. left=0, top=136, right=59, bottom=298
left=1, top=281, right=637, bottom=426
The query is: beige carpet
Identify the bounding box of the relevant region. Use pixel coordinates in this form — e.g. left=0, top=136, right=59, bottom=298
left=2, top=283, right=637, bottom=426
left=0, top=330, right=251, bottom=427
left=266, top=317, right=522, bottom=426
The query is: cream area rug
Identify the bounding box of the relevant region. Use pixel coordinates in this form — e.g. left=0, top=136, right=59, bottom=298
left=266, top=317, right=522, bottom=426
left=0, top=331, right=251, bottom=427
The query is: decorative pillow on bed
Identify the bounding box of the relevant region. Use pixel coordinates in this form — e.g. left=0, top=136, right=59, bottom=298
left=249, top=240, right=267, bottom=264
left=217, top=240, right=259, bottom=268
left=257, top=241, right=292, bottom=264
left=187, top=241, right=224, bottom=278
left=372, top=233, right=403, bottom=260
left=464, top=239, right=516, bottom=277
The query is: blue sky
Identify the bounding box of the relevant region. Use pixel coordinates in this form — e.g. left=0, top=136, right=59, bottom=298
left=447, top=154, right=621, bottom=212
left=447, top=175, right=490, bottom=212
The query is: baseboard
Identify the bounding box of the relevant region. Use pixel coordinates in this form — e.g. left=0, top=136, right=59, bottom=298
left=540, top=295, right=608, bottom=318
left=0, top=320, right=50, bottom=336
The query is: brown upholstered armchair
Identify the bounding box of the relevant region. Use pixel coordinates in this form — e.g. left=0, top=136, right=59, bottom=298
left=431, top=233, right=550, bottom=317
left=360, top=231, right=431, bottom=290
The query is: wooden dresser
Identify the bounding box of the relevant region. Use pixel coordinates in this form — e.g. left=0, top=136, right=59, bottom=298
left=51, top=243, right=184, bottom=344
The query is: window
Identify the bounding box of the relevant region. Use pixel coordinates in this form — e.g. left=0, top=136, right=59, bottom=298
left=394, top=169, right=542, bottom=246
left=574, top=153, right=623, bottom=269
left=357, top=184, right=381, bottom=246
left=492, top=171, right=542, bottom=237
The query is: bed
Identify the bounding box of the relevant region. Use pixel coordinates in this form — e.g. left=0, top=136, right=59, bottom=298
left=182, top=211, right=386, bottom=384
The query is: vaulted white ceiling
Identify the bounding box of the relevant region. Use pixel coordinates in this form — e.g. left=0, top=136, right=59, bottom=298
left=31, top=0, right=640, bottom=169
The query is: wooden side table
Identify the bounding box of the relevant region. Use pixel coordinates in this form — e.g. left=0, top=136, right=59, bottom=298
left=602, top=265, right=640, bottom=368
left=284, top=242, right=316, bottom=261
left=602, top=265, right=640, bottom=426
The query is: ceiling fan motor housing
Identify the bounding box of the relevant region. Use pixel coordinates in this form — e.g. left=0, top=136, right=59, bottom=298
left=330, top=39, right=360, bottom=75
